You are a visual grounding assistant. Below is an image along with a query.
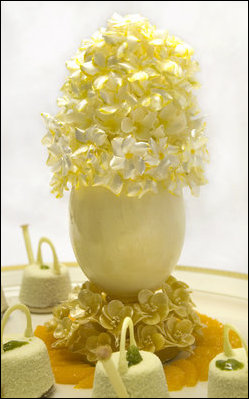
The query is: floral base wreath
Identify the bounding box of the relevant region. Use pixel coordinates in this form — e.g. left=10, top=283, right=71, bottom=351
left=45, top=275, right=203, bottom=364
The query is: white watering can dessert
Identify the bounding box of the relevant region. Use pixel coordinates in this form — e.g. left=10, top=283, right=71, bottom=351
left=1, top=303, right=55, bottom=398
left=92, top=316, right=170, bottom=398
left=208, top=324, right=248, bottom=398
left=19, top=225, right=71, bottom=313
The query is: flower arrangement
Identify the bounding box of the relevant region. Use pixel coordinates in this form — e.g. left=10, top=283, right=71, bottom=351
left=42, top=13, right=208, bottom=199
left=46, top=276, right=203, bottom=364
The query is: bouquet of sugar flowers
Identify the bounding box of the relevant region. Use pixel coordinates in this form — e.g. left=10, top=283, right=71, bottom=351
left=42, top=13, right=208, bottom=199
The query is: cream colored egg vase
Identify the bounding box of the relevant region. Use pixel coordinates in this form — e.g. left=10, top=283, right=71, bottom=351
left=42, top=14, right=208, bottom=362
left=69, top=184, right=185, bottom=298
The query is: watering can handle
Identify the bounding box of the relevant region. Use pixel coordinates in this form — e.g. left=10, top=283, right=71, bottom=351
left=1, top=304, right=33, bottom=354
left=118, top=317, right=137, bottom=374
left=37, top=237, right=61, bottom=275
left=223, top=324, right=248, bottom=358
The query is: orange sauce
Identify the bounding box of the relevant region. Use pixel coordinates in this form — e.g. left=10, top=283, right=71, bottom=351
left=163, top=314, right=242, bottom=391
left=35, top=314, right=242, bottom=391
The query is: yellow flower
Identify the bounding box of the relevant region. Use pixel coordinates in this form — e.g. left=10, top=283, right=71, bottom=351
left=162, top=277, right=197, bottom=319
left=172, top=305, right=189, bottom=319
left=78, top=289, right=102, bottom=318
left=188, top=308, right=203, bottom=336
left=85, top=333, right=114, bottom=363
left=136, top=324, right=166, bottom=352
left=81, top=281, right=103, bottom=294
left=99, top=300, right=133, bottom=333
left=68, top=285, right=82, bottom=301
left=164, top=317, right=195, bottom=347
left=166, top=275, right=189, bottom=289
left=52, top=303, right=70, bottom=320
left=163, top=277, right=192, bottom=307
left=138, top=289, right=169, bottom=325
left=67, top=322, right=107, bottom=359
left=52, top=317, right=76, bottom=348
left=188, top=308, right=200, bottom=324
left=172, top=288, right=191, bottom=306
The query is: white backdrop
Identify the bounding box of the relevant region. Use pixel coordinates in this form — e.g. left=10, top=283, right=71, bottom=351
left=1, top=1, right=248, bottom=273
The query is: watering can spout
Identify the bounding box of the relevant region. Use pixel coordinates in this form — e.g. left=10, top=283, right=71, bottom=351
left=21, top=224, right=35, bottom=265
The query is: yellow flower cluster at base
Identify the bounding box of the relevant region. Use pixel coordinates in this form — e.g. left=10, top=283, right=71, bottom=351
left=42, top=13, right=208, bottom=198
left=45, top=276, right=203, bottom=364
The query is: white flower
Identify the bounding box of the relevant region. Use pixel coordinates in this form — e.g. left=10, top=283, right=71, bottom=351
left=182, top=129, right=208, bottom=169
left=47, top=136, right=72, bottom=176
left=145, top=138, right=179, bottom=181
left=75, top=126, right=107, bottom=146
left=110, top=135, right=148, bottom=179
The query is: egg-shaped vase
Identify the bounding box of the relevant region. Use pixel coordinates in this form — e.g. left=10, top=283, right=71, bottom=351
left=69, top=185, right=185, bottom=298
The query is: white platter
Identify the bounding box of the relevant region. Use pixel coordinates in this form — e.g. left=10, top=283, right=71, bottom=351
left=1, top=265, right=248, bottom=398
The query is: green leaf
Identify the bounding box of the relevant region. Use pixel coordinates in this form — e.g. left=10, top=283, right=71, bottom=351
left=216, top=358, right=244, bottom=371
left=126, top=345, right=143, bottom=367
left=3, top=340, right=29, bottom=352
left=40, top=265, right=50, bottom=270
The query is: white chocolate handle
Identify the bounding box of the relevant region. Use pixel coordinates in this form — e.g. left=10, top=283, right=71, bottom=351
left=37, top=237, right=61, bottom=275
left=1, top=304, right=33, bottom=354
left=118, top=317, right=137, bottom=374
left=223, top=324, right=248, bottom=358
left=102, top=358, right=129, bottom=398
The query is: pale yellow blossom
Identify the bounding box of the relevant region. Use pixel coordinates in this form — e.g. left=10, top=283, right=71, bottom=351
left=42, top=13, right=208, bottom=198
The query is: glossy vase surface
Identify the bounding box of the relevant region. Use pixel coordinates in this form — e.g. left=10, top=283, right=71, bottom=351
left=69, top=186, right=185, bottom=298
